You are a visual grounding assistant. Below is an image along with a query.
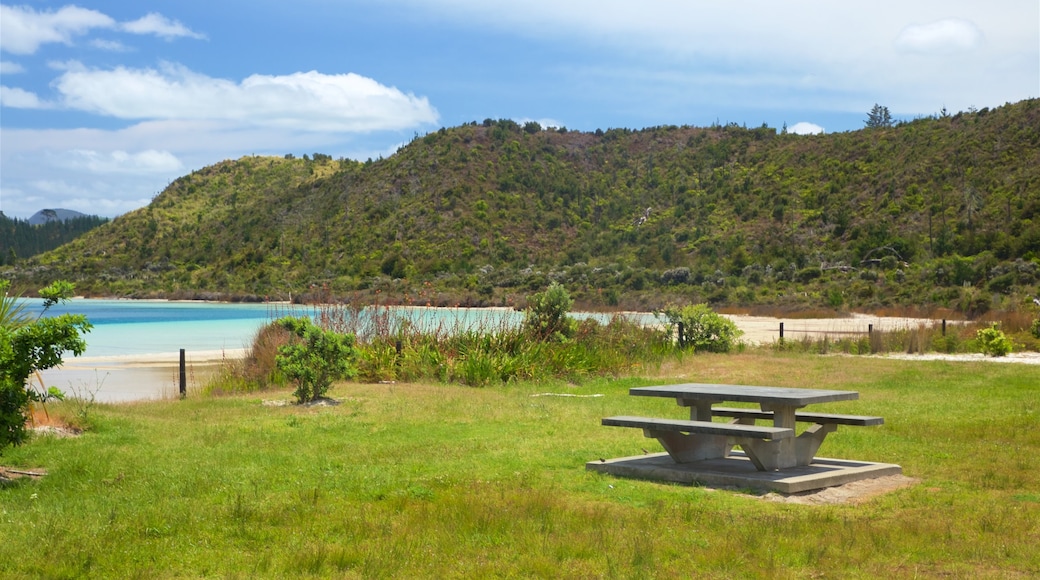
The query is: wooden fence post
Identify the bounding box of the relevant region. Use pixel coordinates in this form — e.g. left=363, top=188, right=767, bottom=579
left=179, top=349, right=186, bottom=399
left=779, top=322, right=784, bottom=339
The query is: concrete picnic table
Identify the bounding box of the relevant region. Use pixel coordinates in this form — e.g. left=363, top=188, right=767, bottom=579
left=602, top=383, right=884, bottom=471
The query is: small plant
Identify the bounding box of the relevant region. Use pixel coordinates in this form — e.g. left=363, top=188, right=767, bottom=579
left=275, top=317, right=358, bottom=404
left=659, top=304, right=743, bottom=353
left=976, top=323, right=1013, bottom=357
left=1030, top=318, right=1040, bottom=339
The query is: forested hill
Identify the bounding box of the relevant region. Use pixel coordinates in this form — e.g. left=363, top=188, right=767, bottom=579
left=8, top=99, right=1040, bottom=315
left=1, top=212, right=109, bottom=266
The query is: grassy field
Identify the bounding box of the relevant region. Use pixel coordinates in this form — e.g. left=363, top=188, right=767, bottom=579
left=1, top=352, right=1038, bottom=578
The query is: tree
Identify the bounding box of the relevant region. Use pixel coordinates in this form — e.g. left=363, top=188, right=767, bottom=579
left=865, top=103, right=893, bottom=128
left=1, top=280, right=91, bottom=452
left=275, top=317, right=358, bottom=404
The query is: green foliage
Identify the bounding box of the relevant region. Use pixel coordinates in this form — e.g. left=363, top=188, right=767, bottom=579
left=275, top=317, right=358, bottom=403
left=7, top=101, right=1040, bottom=316
left=0, top=280, right=91, bottom=451
left=660, top=303, right=743, bottom=353
left=0, top=213, right=108, bottom=265
left=523, top=282, right=577, bottom=341
left=976, top=323, right=1013, bottom=357
left=1031, top=318, right=1040, bottom=339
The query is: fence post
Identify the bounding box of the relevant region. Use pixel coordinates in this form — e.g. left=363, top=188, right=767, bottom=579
left=779, top=322, right=784, bottom=339
left=179, top=349, right=186, bottom=399
left=868, top=324, right=873, bottom=336
left=942, top=319, right=947, bottom=336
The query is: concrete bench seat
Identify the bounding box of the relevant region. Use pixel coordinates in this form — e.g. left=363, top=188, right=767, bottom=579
left=709, top=407, right=884, bottom=426
left=602, top=416, right=794, bottom=440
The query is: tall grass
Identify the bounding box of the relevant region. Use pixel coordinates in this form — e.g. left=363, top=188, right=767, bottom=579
left=209, top=301, right=673, bottom=394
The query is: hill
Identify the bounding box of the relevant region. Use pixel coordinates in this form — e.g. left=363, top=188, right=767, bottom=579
left=27, top=208, right=89, bottom=226
left=6, top=100, right=1040, bottom=314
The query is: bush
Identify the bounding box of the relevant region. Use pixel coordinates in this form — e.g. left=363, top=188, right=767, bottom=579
left=1031, top=318, right=1040, bottom=339
left=976, top=323, right=1013, bottom=357
left=1, top=280, right=91, bottom=451
left=660, top=304, right=743, bottom=353
left=275, top=317, right=358, bottom=403
left=523, top=282, right=577, bottom=341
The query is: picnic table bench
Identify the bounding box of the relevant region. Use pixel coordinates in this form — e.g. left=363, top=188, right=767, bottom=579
left=603, top=383, right=884, bottom=471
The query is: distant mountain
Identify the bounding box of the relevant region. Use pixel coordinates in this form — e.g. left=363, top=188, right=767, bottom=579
left=7, top=100, right=1040, bottom=314
left=27, top=208, right=89, bottom=226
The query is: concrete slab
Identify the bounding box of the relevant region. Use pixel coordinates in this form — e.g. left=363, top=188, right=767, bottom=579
left=586, top=452, right=902, bottom=494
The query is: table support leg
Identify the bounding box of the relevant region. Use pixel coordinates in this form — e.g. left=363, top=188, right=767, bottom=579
left=643, top=429, right=730, bottom=463
left=794, top=423, right=837, bottom=465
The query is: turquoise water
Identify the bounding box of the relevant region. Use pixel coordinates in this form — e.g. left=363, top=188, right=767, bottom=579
left=25, top=299, right=289, bottom=357
left=27, top=299, right=647, bottom=358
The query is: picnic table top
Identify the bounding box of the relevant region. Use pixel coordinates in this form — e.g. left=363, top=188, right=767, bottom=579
left=629, top=383, right=859, bottom=406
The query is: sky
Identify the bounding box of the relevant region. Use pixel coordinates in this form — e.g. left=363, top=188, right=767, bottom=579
left=1, top=1, right=1038, bottom=219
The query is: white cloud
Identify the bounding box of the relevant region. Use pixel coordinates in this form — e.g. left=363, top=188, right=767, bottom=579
left=90, top=38, right=131, bottom=52
left=58, top=149, right=184, bottom=175
left=0, top=4, right=114, bottom=54
left=121, top=13, right=205, bottom=40
left=51, top=63, right=439, bottom=132
left=895, top=19, right=983, bottom=54
left=394, top=0, right=1038, bottom=114
left=516, top=117, right=564, bottom=129
left=789, top=122, right=824, bottom=135
left=0, top=85, right=52, bottom=108
left=0, top=5, right=203, bottom=55
left=0, top=60, right=25, bottom=74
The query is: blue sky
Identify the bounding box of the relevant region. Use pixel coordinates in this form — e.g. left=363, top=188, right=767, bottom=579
left=2, top=1, right=1038, bottom=219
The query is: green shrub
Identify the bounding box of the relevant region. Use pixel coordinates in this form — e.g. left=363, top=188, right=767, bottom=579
left=976, top=323, right=1013, bottom=357
left=1030, top=318, right=1040, bottom=339
left=275, top=317, right=358, bottom=403
left=523, top=282, right=577, bottom=341
left=1, top=280, right=91, bottom=451
left=660, top=304, right=743, bottom=353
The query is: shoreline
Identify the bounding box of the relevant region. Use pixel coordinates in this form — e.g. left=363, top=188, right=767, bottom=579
left=35, top=312, right=1036, bottom=403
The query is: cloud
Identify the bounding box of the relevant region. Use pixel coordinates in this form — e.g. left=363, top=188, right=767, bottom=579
left=58, top=149, right=184, bottom=175
left=0, top=4, right=114, bottom=54
left=0, top=60, right=25, bottom=74
left=392, top=0, right=1037, bottom=114
left=895, top=19, right=983, bottom=54
left=90, top=39, right=131, bottom=52
left=50, top=63, right=439, bottom=132
left=0, top=5, right=203, bottom=55
left=0, top=85, right=52, bottom=108
left=121, top=13, right=205, bottom=40
left=789, top=122, right=824, bottom=135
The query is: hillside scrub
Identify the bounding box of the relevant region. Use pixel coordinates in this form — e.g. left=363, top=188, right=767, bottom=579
left=11, top=101, right=1040, bottom=317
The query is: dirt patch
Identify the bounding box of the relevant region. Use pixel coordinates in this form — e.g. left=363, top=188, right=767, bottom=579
left=758, top=474, right=919, bottom=505
left=0, top=466, right=48, bottom=482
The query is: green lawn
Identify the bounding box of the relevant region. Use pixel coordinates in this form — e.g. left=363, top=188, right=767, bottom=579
left=1, top=353, right=1038, bottom=578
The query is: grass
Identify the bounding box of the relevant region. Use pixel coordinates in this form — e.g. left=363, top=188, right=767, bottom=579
left=1, top=353, right=1039, bottom=578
